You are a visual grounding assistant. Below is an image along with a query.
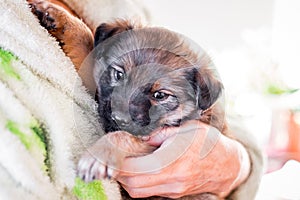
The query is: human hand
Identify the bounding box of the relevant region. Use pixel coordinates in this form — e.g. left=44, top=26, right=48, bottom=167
left=116, top=120, right=251, bottom=199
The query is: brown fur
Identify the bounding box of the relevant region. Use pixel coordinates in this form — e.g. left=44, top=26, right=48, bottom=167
left=27, top=0, right=94, bottom=70
left=48, top=0, right=78, bottom=16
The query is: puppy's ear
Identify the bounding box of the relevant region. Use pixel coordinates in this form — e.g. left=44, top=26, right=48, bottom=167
left=186, top=64, right=223, bottom=111
left=94, top=19, right=139, bottom=46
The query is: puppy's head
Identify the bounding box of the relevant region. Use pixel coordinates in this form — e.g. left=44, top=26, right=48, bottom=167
left=93, top=20, right=223, bottom=135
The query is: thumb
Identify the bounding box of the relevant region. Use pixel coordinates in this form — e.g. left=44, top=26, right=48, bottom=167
left=145, top=126, right=179, bottom=146
left=145, top=120, right=208, bottom=146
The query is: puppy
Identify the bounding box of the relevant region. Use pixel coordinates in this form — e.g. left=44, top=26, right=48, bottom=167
left=28, top=2, right=227, bottom=199
left=78, top=21, right=228, bottom=200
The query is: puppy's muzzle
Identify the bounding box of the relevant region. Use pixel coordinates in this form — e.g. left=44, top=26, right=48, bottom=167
left=111, top=110, right=151, bottom=127
left=111, top=111, right=131, bottom=126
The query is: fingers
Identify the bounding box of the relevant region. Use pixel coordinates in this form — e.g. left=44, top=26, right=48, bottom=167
left=119, top=141, right=178, bottom=175
left=121, top=182, right=193, bottom=199
left=145, top=120, right=208, bottom=146
left=145, top=127, right=176, bottom=146
left=119, top=133, right=195, bottom=175
left=121, top=184, right=173, bottom=198
left=118, top=173, right=165, bottom=189
left=120, top=153, right=163, bottom=174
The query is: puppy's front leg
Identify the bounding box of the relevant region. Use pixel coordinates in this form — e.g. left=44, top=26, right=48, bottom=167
left=28, top=0, right=93, bottom=70
left=77, top=131, right=156, bottom=182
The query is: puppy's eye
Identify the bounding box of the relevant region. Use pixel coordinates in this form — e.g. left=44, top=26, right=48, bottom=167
left=152, top=91, right=169, bottom=101
left=113, top=69, right=124, bottom=81
left=110, top=66, right=125, bottom=84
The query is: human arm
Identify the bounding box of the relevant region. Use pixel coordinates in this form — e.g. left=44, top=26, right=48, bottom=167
left=225, top=116, right=264, bottom=199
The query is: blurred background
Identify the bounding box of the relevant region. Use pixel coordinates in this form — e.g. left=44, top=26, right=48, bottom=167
left=141, top=0, right=300, bottom=199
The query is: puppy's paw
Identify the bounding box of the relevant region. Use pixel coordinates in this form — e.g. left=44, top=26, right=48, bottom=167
left=77, top=135, right=124, bottom=182
left=77, top=131, right=156, bottom=182
left=27, top=0, right=94, bottom=70
left=77, top=152, right=117, bottom=182
left=28, top=0, right=64, bottom=31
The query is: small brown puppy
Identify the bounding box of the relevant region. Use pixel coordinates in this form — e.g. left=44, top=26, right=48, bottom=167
left=79, top=21, right=228, bottom=200
left=28, top=2, right=228, bottom=199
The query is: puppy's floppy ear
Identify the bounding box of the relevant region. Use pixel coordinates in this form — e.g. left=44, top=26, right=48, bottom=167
left=94, top=19, right=140, bottom=46
left=186, top=63, right=223, bottom=111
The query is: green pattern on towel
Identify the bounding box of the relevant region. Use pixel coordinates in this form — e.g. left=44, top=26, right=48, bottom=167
left=0, top=48, right=20, bottom=80
left=73, top=178, right=108, bottom=200
left=6, top=120, right=49, bottom=172
left=30, top=121, right=51, bottom=175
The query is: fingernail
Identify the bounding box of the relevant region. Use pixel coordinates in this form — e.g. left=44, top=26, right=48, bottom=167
left=141, top=135, right=150, bottom=141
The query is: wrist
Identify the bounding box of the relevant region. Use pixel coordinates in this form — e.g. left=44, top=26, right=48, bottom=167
left=235, top=141, right=251, bottom=185
left=216, top=137, right=251, bottom=198
left=225, top=141, right=251, bottom=197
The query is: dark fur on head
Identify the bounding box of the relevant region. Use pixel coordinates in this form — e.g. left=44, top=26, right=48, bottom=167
left=93, top=19, right=227, bottom=136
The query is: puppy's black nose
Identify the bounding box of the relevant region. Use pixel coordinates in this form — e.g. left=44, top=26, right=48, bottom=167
left=111, top=112, right=131, bottom=126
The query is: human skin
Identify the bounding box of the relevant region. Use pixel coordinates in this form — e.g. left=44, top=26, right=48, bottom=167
left=116, top=120, right=251, bottom=199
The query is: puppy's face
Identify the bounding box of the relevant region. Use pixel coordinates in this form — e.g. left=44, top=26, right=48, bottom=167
left=93, top=20, right=223, bottom=136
